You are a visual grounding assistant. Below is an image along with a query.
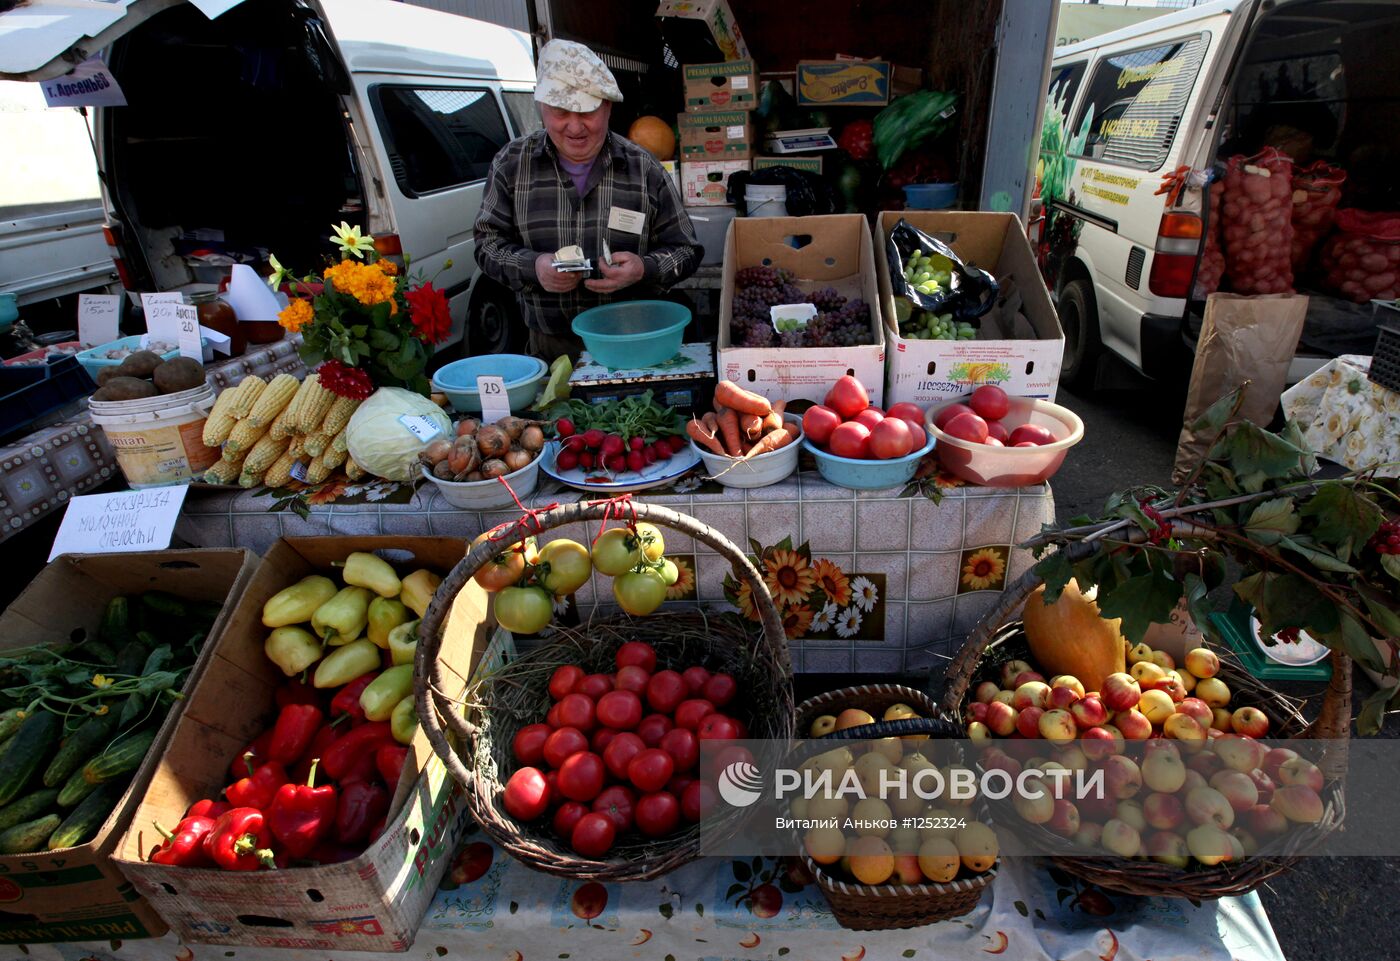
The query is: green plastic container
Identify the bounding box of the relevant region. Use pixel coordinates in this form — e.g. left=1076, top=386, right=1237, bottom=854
left=571, top=300, right=689, bottom=368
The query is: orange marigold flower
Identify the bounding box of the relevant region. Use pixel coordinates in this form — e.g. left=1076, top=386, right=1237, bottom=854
left=278, top=298, right=314, bottom=333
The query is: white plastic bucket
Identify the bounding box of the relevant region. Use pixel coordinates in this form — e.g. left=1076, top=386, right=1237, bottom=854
left=745, top=184, right=788, bottom=218
left=89, top=382, right=220, bottom=488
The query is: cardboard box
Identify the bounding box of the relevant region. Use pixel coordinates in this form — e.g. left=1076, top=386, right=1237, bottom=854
left=0, top=548, right=257, bottom=944
left=115, top=537, right=489, bottom=952
left=753, top=155, right=822, bottom=174
left=679, top=111, right=753, bottom=160
left=718, top=215, right=886, bottom=406
left=796, top=60, right=891, bottom=106
left=684, top=59, right=758, bottom=112
left=876, top=211, right=1064, bottom=407
left=656, top=0, right=749, bottom=61
left=682, top=160, right=749, bottom=205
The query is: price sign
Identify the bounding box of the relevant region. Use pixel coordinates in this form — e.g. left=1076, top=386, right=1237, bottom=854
left=77, top=294, right=121, bottom=348
left=175, top=303, right=202, bottom=360
left=477, top=375, right=511, bottom=424
left=289, top=460, right=310, bottom=483
left=141, top=292, right=184, bottom=345
left=397, top=415, right=446, bottom=443
left=49, top=487, right=189, bottom=562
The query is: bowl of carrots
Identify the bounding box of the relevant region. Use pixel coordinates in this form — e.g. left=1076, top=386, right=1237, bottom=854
left=687, top=381, right=803, bottom=488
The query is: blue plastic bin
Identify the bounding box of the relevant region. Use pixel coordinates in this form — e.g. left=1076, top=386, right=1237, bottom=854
left=571, top=301, right=689, bottom=368
left=803, top=432, right=936, bottom=490
left=431, top=355, right=548, bottom=413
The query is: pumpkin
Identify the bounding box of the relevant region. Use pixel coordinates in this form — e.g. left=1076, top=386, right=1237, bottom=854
left=1021, top=578, right=1126, bottom=695
left=627, top=116, right=676, bottom=161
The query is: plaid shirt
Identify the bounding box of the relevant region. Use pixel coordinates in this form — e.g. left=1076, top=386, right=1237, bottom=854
left=474, top=130, right=703, bottom=336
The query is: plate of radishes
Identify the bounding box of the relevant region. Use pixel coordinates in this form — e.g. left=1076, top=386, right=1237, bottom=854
left=926, top=386, right=1083, bottom=487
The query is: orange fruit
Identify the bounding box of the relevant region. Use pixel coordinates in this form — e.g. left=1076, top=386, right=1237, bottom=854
left=846, top=835, right=894, bottom=885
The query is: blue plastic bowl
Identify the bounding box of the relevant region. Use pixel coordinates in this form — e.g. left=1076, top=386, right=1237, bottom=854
left=431, top=354, right=548, bottom=413
left=903, top=183, right=959, bottom=210
left=571, top=300, right=690, bottom=369
left=803, top=431, right=936, bottom=490
left=76, top=334, right=210, bottom=380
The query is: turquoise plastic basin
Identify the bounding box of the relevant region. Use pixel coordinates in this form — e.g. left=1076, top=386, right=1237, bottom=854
left=803, top=432, right=936, bottom=490
left=571, top=300, right=689, bottom=368
left=431, top=354, right=547, bottom=413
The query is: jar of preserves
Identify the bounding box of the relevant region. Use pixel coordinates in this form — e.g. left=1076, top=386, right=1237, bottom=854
left=189, top=292, right=245, bottom=356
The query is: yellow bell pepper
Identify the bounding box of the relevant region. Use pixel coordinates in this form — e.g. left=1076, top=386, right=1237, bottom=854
left=261, top=575, right=337, bottom=628
left=311, top=586, right=373, bottom=645
left=339, top=551, right=401, bottom=598
left=391, top=695, right=418, bottom=744
left=399, top=569, right=441, bottom=618
left=360, top=665, right=413, bottom=722
left=313, top=639, right=381, bottom=689
left=264, top=626, right=322, bottom=677
left=388, top=618, right=420, bottom=667
left=367, top=597, right=410, bottom=649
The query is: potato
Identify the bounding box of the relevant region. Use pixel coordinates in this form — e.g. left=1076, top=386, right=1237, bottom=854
left=96, top=367, right=125, bottom=387
left=153, top=357, right=207, bottom=394
left=118, top=350, right=165, bottom=379
left=92, top=376, right=160, bottom=402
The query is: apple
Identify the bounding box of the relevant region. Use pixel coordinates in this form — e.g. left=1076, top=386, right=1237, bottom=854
left=1013, top=783, right=1055, bottom=825
left=1150, top=650, right=1176, bottom=672
left=1232, top=826, right=1259, bottom=856
left=1115, top=709, right=1152, bottom=741
left=1102, top=755, right=1143, bottom=799
left=1211, top=707, right=1233, bottom=731
left=1101, top=818, right=1142, bottom=857
left=1013, top=670, right=1047, bottom=688
left=1015, top=705, right=1045, bottom=740
left=984, top=700, right=1018, bottom=737
left=1147, top=830, right=1191, bottom=869
left=810, top=715, right=838, bottom=737
left=1138, top=689, right=1176, bottom=726
left=1130, top=661, right=1167, bottom=686
left=1038, top=709, right=1078, bottom=746
left=1230, top=706, right=1270, bottom=738
left=1214, top=735, right=1265, bottom=774
left=1262, top=747, right=1299, bottom=782
left=1013, top=681, right=1051, bottom=712
left=992, top=690, right=1017, bottom=708
left=1246, top=803, right=1289, bottom=837
left=1100, top=724, right=1127, bottom=755
left=1185, top=787, right=1235, bottom=829
left=1141, top=743, right=1186, bottom=794
left=1078, top=791, right=1118, bottom=824
left=1175, top=697, right=1214, bottom=728
left=1186, top=824, right=1234, bottom=866
left=1180, top=769, right=1209, bottom=796
left=999, top=660, right=1035, bottom=689
left=982, top=748, right=1022, bottom=778
left=1079, top=726, right=1118, bottom=761
left=1127, top=643, right=1154, bottom=665
left=1271, top=784, right=1324, bottom=823
left=1247, top=769, right=1275, bottom=805
left=1185, top=647, right=1220, bottom=679
left=1143, top=792, right=1186, bottom=830
left=1048, top=799, right=1081, bottom=837
left=1070, top=695, right=1109, bottom=730
left=1186, top=748, right=1224, bottom=779
left=967, top=702, right=989, bottom=724
left=1073, top=822, right=1104, bottom=849
left=1052, top=745, right=1089, bottom=773
left=1163, top=713, right=1207, bottom=751
left=973, top=681, right=1001, bottom=704
left=1148, top=675, right=1187, bottom=703
left=1195, top=677, right=1231, bottom=708
left=966, top=721, right=993, bottom=747
left=1048, top=685, right=1082, bottom=711
left=893, top=853, right=923, bottom=884
left=1049, top=675, right=1085, bottom=697
left=1276, top=756, right=1324, bottom=792
left=1176, top=668, right=1198, bottom=693
left=1101, top=674, right=1142, bottom=713
left=1209, top=770, right=1260, bottom=813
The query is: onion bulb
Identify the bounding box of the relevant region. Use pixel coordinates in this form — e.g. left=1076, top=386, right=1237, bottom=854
left=504, top=448, right=532, bottom=472
left=481, top=458, right=509, bottom=479
left=520, top=425, right=545, bottom=452
left=475, top=425, right=510, bottom=458
left=498, top=416, right=528, bottom=439
left=456, top=418, right=480, bottom=437
left=419, top=438, right=452, bottom=466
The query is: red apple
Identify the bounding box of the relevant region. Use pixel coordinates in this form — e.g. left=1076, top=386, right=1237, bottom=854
left=1079, top=726, right=1118, bottom=761
left=1015, top=706, right=1045, bottom=740
left=1101, top=673, right=1142, bottom=713
left=1070, top=695, right=1109, bottom=729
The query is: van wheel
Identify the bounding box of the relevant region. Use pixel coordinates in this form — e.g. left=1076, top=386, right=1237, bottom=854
left=1058, top=279, right=1102, bottom=389
left=466, top=284, right=523, bottom=356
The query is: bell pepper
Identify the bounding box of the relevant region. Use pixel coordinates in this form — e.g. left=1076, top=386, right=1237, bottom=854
left=275, top=678, right=324, bottom=711
left=399, top=569, right=441, bottom=618
left=375, top=744, right=410, bottom=795
left=230, top=731, right=274, bottom=781
left=312, top=587, right=374, bottom=646
left=292, top=719, right=348, bottom=784
left=338, top=552, right=402, bottom=598
left=391, top=695, right=418, bottom=745
left=330, top=672, right=379, bottom=723
left=262, top=575, right=338, bottom=628
left=267, top=759, right=338, bottom=859
left=149, top=816, right=216, bottom=866
left=268, top=704, right=324, bottom=765
left=366, top=597, right=410, bottom=649
left=360, top=665, right=413, bottom=723
left=265, top=627, right=323, bottom=678
left=187, top=798, right=231, bottom=821
left=204, top=807, right=277, bottom=871
left=313, top=640, right=381, bottom=689
left=387, top=619, right=419, bottom=667
left=226, top=755, right=288, bottom=810
left=321, top=722, right=393, bottom=782
left=336, top=779, right=389, bottom=845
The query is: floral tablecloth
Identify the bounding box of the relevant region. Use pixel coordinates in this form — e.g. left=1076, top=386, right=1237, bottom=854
left=1281, top=354, right=1400, bottom=475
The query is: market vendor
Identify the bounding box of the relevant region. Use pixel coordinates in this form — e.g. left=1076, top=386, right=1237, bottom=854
left=474, top=39, right=703, bottom=361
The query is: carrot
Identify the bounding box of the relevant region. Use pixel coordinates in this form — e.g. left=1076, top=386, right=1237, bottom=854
left=714, top=380, right=772, bottom=417
left=772, top=399, right=786, bottom=415
left=687, top=417, right=726, bottom=456
left=740, top=412, right=763, bottom=440
left=715, top=406, right=743, bottom=456
left=742, top=421, right=799, bottom=460
left=759, top=409, right=784, bottom=434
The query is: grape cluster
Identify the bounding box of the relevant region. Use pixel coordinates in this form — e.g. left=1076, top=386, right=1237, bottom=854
left=1368, top=519, right=1400, bottom=555
left=730, top=271, right=873, bottom=349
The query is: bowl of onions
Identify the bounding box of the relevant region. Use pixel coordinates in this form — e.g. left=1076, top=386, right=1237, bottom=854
left=418, top=415, right=548, bottom=508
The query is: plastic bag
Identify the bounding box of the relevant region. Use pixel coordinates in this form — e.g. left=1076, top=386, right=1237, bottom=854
left=885, top=218, right=997, bottom=320
left=872, top=90, right=957, bottom=170
left=1319, top=208, right=1400, bottom=303
left=1221, top=148, right=1295, bottom=295
left=725, top=166, right=835, bottom=217
left=1290, top=160, right=1346, bottom=270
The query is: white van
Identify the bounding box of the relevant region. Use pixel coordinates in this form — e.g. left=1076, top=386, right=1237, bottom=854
left=1031, top=0, right=1398, bottom=387
left=0, top=0, right=538, bottom=354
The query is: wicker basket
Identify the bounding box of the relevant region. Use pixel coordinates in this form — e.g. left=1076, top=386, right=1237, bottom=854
left=942, top=550, right=1351, bottom=900
left=414, top=500, right=793, bottom=882
left=793, top=684, right=997, bottom=929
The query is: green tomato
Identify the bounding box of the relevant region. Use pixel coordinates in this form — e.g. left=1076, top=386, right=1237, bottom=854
left=592, top=527, right=641, bottom=576
left=614, top=569, right=668, bottom=616
left=495, top=586, right=553, bottom=635
left=538, top=538, right=593, bottom=596
left=658, top=557, right=680, bottom=587
left=633, top=522, right=666, bottom=563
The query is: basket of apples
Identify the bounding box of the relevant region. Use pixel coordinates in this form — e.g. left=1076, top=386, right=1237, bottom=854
left=926, top=386, right=1084, bottom=487
left=800, top=375, right=936, bottom=490
left=942, top=576, right=1345, bottom=900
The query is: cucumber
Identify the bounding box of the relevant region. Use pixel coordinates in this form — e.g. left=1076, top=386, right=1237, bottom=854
left=98, top=596, right=133, bottom=647
left=0, top=712, right=61, bottom=807
left=43, top=714, right=116, bottom=788
left=140, top=592, right=188, bottom=619
left=135, top=631, right=159, bottom=649
left=47, top=784, right=120, bottom=850
left=114, top=642, right=148, bottom=677
left=0, top=708, right=25, bottom=745
left=57, top=768, right=100, bottom=807
left=76, top=639, right=117, bottom=666
left=82, top=729, right=156, bottom=785
left=0, top=790, right=60, bottom=831
left=0, top=815, right=62, bottom=855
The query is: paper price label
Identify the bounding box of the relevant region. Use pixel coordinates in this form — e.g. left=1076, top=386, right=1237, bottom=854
left=77, top=294, right=121, bottom=348
left=727, top=125, right=745, bottom=139
left=289, top=460, right=310, bottom=483
left=477, top=375, right=511, bottom=424
left=175, top=303, right=202, bottom=360
left=141, top=292, right=184, bottom=345
left=732, top=76, right=750, bottom=90
left=49, top=487, right=189, bottom=562
left=398, top=414, right=446, bottom=443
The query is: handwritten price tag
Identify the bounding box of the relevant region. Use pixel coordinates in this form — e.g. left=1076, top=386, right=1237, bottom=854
left=175, top=303, right=202, bottom=360
left=398, top=414, right=446, bottom=443
left=49, top=487, right=189, bottom=562
left=78, top=294, right=121, bottom=347
left=141, top=292, right=184, bottom=345
left=477, top=375, right=511, bottom=423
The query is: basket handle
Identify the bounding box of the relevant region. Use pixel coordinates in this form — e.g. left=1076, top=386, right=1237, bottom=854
left=817, top=715, right=965, bottom=742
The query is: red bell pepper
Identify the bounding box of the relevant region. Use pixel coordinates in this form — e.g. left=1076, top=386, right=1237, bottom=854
left=268, top=704, right=324, bottom=765
left=186, top=799, right=231, bottom=820
left=231, top=731, right=274, bottom=781
left=267, top=760, right=338, bottom=859
left=335, top=780, right=389, bottom=845
left=203, top=808, right=277, bottom=871
left=321, top=721, right=393, bottom=782
left=375, top=744, right=410, bottom=795
left=276, top=678, right=324, bottom=710
left=329, top=672, right=379, bottom=724
left=291, top=719, right=347, bottom=784
left=226, top=755, right=288, bottom=810
left=149, top=816, right=215, bottom=866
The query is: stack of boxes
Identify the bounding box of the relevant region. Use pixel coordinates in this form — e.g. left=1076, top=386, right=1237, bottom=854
left=679, top=59, right=757, bottom=207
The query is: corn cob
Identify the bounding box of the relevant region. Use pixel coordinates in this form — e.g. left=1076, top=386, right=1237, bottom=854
left=288, top=434, right=307, bottom=459
left=320, top=440, right=348, bottom=471
left=304, top=432, right=331, bottom=458
left=238, top=469, right=263, bottom=489
left=202, top=387, right=241, bottom=447
left=267, top=404, right=295, bottom=440
left=320, top=396, right=361, bottom=436
left=262, top=450, right=300, bottom=489
left=229, top=375, right=267, bottom=418
left=300, top=386, right=335, bottom=435
left=329, top=427, right=349, bottom=456
left=243, top=432, right=292, bottom=476
left=245, top=374, right=300, bottom=428
left=345, top=457, right=367, bottom=481
left=283, top=374, right=320, bottom=431
left=224, top=418, right=268, bottom=454
left=202, top=458, right=240, bottom=485
left=305, top=453, right=333, bottom=485
left=219, top=443, right=247, bottom=468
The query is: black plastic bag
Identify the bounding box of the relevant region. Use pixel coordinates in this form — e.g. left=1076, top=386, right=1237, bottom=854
left=885, top=218, right=998, bottom=320
left=725, top=166, right=835, bottom=217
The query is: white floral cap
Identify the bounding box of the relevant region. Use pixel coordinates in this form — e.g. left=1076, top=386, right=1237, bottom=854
left=534, top=39, right=623, bottom=113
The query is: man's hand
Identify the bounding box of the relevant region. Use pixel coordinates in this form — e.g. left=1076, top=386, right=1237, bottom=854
left=535, top=253, right=582, bottom=293
left=585, top=252, right=645, bottom=294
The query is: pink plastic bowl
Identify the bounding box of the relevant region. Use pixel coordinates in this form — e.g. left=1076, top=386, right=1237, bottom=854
left=925, top=397, right=1084, bottom=487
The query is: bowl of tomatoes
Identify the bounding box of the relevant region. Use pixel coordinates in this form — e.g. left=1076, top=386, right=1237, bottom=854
left=800, top=376, right=937, bottom=490
left=925, top=386, right=1083, bottom=487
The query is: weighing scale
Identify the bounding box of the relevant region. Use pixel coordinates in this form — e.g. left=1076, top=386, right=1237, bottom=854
left=1209, top=601, right=1334, bottom=682
left=566, top=342, right=716, bottom=416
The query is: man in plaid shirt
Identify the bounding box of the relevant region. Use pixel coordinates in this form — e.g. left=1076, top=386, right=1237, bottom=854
left=474, top=39, right=703, bottom=360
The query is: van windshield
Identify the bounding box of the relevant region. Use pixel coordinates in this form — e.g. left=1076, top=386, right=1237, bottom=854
left=0, top=80, right=101, bottom=219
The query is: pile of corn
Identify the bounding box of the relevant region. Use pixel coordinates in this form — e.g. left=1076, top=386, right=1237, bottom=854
left=201, top=374, right=367, bottom=487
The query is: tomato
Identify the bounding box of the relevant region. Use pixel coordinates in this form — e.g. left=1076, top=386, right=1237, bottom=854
left=986, top=420, right=1010, bottom=444
left=803, top=405, right=842, bottom=445
left=577, top=673, right=613, bottom=700
left=658, top=558, right=680, bottom=586
left=614, top=665, right=650, bottom=694
left=646, top=670, right=688, bottom=714
left=591, top=785, right=636, bottom=833
left=616, top=641, right=658, bottom=673
left=537, top=539, right=593, bottom=596
left=557, top=693, right=596, bottom=733
left=596, top=690, right=643, bottom=731
left=545, top=702, right=563, bottom=729
left=570, top=812, right=616, bottom=858
left=495, top=586, right=553, bottom=634
left=697, top=714, right=741, bottom=741
left=868, top=417, right=914, bottom=459
left=985, top=437, right=1005, bottom=447
left=828, top=422, right=872, bottom=459
left=633, top=523, right=666, bottom=562
left=592, top=528, right=641, bottom=576
left=552, top=800, right=588, bottom=839
left=549, top=665, right=584, bottom=702
left=542, top=770, right=560, bottom=807
left=557, top=751, right=606, bottom=802
left=503, top=767, right=549, bottom=821
left=590, top=727, right=619, bottom=753
left=660, top=727, right=699, bottom=772
left=1009, top=423, right=1057, bottom=446
left=471, top=530, right=528, bottom=591
left=1014, top=441, right=1038, bottom=447
left=703, top=673, right=738, bottom=707
left=542, top=726, right=589, bottom=769
left=681, top=780, right=716, bottom=822
left=512, top=723, right=552, bottom=766
left=614, top=569, right=667, bottom=615
left=635, top=791, right=681, bottom=838
left=887, top=402, right=926, bottom=425
left=628, top=748, right=675, bottom=793
left=852, top=407, right=885, bottom=431
left=668, top=775, right=696, bottom=798
left=636, top=713, right=673, bottom=747
left=825, top=375, right=870, bottom=420
left=905, top=420, right=927, bottom=451
left=603, top=731, right=646, bottom=781
left=943, top=412, right=989, bottom=444
left=933, top=403, right=975, bottom=430
left=969, top=385, right=1010, bottom=421
left=681, top=665, right=711, bottom=695
left=708, top=744, right=755, bottom=779
left=674, top=698, right=715, bottom=731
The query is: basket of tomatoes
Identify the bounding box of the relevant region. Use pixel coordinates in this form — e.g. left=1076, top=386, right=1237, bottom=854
left=414, top=500, right=793, bottom=881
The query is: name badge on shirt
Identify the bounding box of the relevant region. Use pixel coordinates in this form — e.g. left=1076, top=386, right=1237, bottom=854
left=608, top=206, right=646, bottom=234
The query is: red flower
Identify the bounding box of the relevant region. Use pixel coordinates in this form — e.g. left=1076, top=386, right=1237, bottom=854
left=406, top=282, right=451, bottom=344
left=317, top=359, right=374, bottom=400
